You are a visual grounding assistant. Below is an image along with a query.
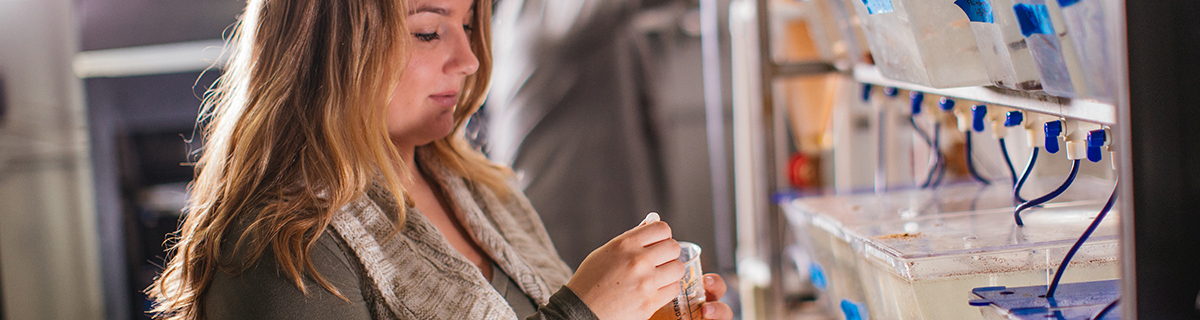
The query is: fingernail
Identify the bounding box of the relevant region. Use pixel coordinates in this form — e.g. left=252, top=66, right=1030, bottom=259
left=705, top=275, right=715, bottom=286
left=640, top=212, right=661, bottom=226
left=703, top=304, right=715, bottom=317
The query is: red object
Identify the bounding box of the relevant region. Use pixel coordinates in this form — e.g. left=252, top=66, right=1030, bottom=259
left=787, top=153, right=814, bottom=188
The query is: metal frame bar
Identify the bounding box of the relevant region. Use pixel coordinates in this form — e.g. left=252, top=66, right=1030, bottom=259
left=853, top=65, right=1117, bottom=125
left=699, top=0, right=735, bottom=276
left=751, top=0, right=786, bottom=319
left=72, top=39, right=226, bottom=78
left=730, top=0, right=839, bottom=318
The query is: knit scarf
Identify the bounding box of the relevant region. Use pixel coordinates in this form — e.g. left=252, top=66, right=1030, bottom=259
left=328, top=149, right=573, bottom=319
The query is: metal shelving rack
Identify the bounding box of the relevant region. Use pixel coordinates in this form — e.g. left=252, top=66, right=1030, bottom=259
left=715, top=0, right=1200, bottom=319
left=852, top=65, right=1117, bottom=125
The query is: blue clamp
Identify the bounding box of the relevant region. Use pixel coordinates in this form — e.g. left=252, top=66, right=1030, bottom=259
left=910, top=91, right=925, bottom=115
left=1044, top=120, right=1064, bottom=154
left=1004, top=111, right=1024, bottom=127
left=1087, top=129, right=1108, bottom=163
left=939, top=97, right=956, bottom=111
left=861, top=83, right=873, bottom=102
left=971, top=105, right=987, bottom=132
left=883, top=86, right=899, bottom=98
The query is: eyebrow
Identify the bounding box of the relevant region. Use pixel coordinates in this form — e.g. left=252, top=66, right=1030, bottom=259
left=409, top=5, right=450, bottom=16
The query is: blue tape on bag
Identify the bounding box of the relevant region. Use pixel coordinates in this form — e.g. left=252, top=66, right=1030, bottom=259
left=809, top=263, right=828, bottom=290
left=863, top=0, right=894, bottom=14
left=840, top=300, right=868, bottom=320
left=1013, top=3, right=1055, bottom=37
left=955, top=0, right=994, bottom=23
left=1057, top=0, right=1081, bottom=7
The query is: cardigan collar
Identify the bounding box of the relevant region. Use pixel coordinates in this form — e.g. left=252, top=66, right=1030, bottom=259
left=329, top=147, right=571, bottom=319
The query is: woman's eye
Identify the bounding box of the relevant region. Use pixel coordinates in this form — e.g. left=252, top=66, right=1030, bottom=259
left=414, top=32, right=440, bottom=42
left=463, top=24, right=474, bottom=33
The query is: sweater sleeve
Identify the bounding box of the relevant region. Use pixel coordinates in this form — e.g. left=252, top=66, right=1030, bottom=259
left=203, top=233, right=373, bottom=320
left=526, top=286, right=600, bottom=320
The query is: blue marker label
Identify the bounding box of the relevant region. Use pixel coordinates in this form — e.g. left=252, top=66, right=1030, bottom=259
left=1057, top=0, right=1081, bottom=7
left=955, top=0, right=994, bottom=23
left=863, top=0, right=894, bottom=14
left=1013, top=4, right=1055, bottom=37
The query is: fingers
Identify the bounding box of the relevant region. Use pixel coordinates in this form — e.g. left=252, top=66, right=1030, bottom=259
left=625, top=221, right=673, bottom=247
left=652, top=259, right=686, bottom=289
left=653, top=279, right=683, bottom=305
left=701, top=301, right=733, bottom=320
left=702, top=274, right=727, bottom=302
left=645, top=238, right=682, bottom=266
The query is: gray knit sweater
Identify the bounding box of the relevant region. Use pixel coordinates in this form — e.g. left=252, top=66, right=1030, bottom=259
left=203, top=148, right=598, bottom=319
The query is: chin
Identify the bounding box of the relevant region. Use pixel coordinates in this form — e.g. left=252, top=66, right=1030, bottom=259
left=420, top=127, right=457, bottom=145
left=388, top=116, right=457, bottom=147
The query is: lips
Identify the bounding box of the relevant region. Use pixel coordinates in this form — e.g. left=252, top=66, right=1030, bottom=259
left=430, top=90, right=459, bottom=108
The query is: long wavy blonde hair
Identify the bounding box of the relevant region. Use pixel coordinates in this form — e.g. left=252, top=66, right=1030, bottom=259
left=147, top=0, right=503, bottom=318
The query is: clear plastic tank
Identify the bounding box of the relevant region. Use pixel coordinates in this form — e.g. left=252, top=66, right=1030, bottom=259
left=1012, top=0, right=1076, bottom=97
left=850, top=0, right=991, bottom=88
left=1050, top=0, right=1118, bottom=103
left=967, top=0, right=1043, bottom=90
left=849, top=201, right=1119, bottom=320
left=781, top=177, right=1110, bottom=319
left=831, top=0, right=874, bottom=63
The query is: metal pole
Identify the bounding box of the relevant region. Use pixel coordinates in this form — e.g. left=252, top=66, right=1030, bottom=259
left=753, top=0, right=786, bottom=318
left=700, top=0, right=734, bottom=278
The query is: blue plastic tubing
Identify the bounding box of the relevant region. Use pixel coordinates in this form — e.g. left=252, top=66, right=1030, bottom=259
left=1092, top=298, right=1120, bottom=320
left=965, top=131, right=991, bottom=185
left=916, top=121, right=942, bottom=188
left=999, top=138, right=1019, bottom=186
left=1014, top=147, right=1039, bottom=203
left=1014, top=159, right=1080, bottom=226
left=1045, top=180, right=1118, bottom=298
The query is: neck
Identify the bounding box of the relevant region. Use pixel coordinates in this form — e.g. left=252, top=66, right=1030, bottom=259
left=394, top=142, right=423, bottom=188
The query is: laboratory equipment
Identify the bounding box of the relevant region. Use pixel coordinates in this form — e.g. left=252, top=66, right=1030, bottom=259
left=851, top=201, right=1119, bottom=320
left=969, top=280, right=1121, bottom=320
left=781, top=176, right=1111, bottom=319
left=650, top=242, right=706, bottom=320
left=1013, top=0, right=1076, bottom=97
left=966, top=0, right=1043, bottom=90
left=908, top=92, right=944, bottom=189
left=966, top=104, right=992, bottom=185
left=724, top=0, right=1200, bottom=317
left=849, top=0, right=991, bottom=88
left=1050, top=0, right=1119, bottom=102
left=1000, top=111, right=1025, bottom=199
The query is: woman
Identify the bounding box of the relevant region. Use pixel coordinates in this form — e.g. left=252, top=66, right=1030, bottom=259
left=147, top=0, right=732, bottom=319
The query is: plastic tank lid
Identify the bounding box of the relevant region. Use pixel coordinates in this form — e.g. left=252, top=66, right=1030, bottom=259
left=849, top=200, right=1119, bottom=280
left=785, top=176, right=1112, bottom=228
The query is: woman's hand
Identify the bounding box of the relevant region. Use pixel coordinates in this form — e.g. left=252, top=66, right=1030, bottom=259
left=566, top=220, right=684, bottom=320
left=699, top=274, right=733, bottom=320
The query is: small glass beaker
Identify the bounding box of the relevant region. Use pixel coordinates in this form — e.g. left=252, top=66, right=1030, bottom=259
left=648, top=242, right=705, bottom=320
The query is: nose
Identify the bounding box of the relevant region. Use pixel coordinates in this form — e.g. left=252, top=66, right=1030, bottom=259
left=446, top=28, right=480, bottom=76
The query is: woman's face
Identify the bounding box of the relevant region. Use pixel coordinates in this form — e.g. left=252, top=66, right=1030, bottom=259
left=386, top=0, right=478, bottom=148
